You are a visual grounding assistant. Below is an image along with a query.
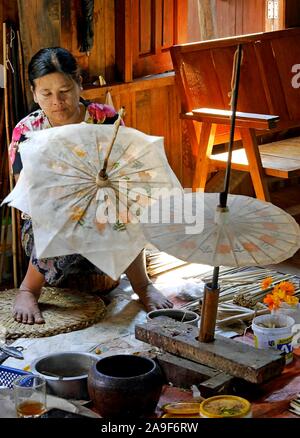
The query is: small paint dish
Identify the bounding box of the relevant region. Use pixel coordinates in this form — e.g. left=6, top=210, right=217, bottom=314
left=200, top=395, right=252, bottom=418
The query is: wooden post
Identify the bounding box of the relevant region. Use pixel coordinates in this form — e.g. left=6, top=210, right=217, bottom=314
left=197, top=0, right=217, bottom=40
left=198, top=282, right=220, bottom=343
left=192, top=122, right=217, bottom=191
left=240, top=127, right=270, bottom=201
left=3, top=22, right=18, bottom=287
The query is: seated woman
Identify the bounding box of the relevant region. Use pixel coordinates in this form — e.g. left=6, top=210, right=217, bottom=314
left=9, top=47, right=173, bottom=324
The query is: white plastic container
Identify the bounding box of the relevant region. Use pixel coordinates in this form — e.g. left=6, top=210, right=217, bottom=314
left=252, top=314, right=295, bottom=364
left=277, top=303, right=300, bottom=324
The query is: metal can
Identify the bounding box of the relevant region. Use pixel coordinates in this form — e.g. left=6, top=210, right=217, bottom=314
left=200, top=395, right=252, bottom=418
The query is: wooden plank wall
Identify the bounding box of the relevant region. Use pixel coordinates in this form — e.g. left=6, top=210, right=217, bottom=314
left=17, top=0, right=61, bottom=104
left=60, top=0, right=115, bottom=84
left=215, top=0, right=266, bottom=38
left=81, top=74, right=185, bottom=184
left=0, top=0, right=19, bottom=64
left=15, top=0, right=187, bottom=185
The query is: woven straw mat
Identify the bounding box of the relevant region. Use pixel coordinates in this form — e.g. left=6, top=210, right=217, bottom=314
left=0, top=287, right=106, bottom=339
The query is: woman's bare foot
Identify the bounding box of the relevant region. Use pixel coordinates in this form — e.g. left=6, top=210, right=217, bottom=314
left=13, top=290, right=45, bottom=324
left=134, top=282, right=173, bottom=312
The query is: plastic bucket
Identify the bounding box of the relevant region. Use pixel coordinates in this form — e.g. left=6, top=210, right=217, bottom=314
left=252, top=314, right=295, bottom=364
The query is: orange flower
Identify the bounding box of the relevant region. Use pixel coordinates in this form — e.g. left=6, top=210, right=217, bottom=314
left=263, top=293, right=281, bottom=310
left=277, top=281, right=295, bottom=296
left=261, top=277, right=299, bottom=311
left=261, top=277, right=273, bottom=290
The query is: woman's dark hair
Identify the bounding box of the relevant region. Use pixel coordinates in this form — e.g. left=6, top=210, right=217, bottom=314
left=28, top=47, right=81, bottom=88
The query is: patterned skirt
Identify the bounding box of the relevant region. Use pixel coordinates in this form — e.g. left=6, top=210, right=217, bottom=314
left=22, top=219, right=103, bottom=286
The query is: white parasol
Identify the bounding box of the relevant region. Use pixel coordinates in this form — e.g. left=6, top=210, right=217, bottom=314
left=142, top=191, right=300, bottom=268
left=3, top=122, right=182, bottom=280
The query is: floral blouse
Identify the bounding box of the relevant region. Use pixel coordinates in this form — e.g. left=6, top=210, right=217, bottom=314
left=9, top=102, right=119, bottom=175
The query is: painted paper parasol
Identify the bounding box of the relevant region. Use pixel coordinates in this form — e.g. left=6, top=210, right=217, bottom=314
left=142, top=191, right=300, bottom=269
left=3, top=120, right=181, bottom=280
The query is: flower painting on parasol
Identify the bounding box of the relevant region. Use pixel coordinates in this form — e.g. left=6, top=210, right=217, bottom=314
left=3, top=114, right=182, bottom=280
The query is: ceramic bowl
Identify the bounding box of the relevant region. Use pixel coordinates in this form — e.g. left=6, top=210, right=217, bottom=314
left=88, top=354, right=164, bottom=417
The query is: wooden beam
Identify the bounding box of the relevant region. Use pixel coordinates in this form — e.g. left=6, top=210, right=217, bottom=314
left=81, top=72, right=175, bottom=101
left=135, top=319, right=285, bottom=384
left=115, top=0, right=133, bottom=82
left=182, top=110, right=279, bottom=130
left=240, top=128, right=270, bottom=201
left=157, top=352, right=234, bottom=396
left=192, top=122, right=216, bottom=191
left=191, top=108, right=280, bottom=130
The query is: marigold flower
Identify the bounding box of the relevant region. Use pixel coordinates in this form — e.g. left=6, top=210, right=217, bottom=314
left=261, top=277, right=273, bottom=290
left=285, top=295, right=299, bottom=306
left=261, top=277, right=299, bottom=311
left=278, top=281, right=295, bottom=296
left=263, top=293, right=281, bottom=310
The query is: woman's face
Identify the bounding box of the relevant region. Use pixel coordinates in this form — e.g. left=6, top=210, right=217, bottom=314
left=31, top=72, right=83, bottom=126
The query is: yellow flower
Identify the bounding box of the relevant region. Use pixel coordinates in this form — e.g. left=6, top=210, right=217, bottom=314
left=285, top=295, right=299, bottom=306
left=278, top=281, right=295, bottom=296
left=70, top=206, right=85, bottom=222
left=73, top=146, right=87, bottom=158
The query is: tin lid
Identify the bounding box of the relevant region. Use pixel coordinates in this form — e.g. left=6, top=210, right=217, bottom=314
left=200, top=395, right=251, bottom=418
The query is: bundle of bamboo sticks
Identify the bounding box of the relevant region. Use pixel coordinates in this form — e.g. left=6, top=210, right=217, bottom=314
left=181, top=266, right=300, bottom=327
left=146, top=249, right=188, bottom=277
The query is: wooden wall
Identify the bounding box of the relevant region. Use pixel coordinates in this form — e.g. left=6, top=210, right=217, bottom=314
left=60, top=0, right=115, bottom=84
left=215, top=0, right=266, bottom=38
left=81, top=74, right=185, bottom=184
left=285, top=0, right=300, bottom=27
left=0, top=0, right=19, bottom=64
left=14, top=0, right=187, bottom=185
left=10, top=0, right=300, bottom=188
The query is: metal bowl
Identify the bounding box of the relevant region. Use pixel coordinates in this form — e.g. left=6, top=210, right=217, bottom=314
left=146, top=308, right=200, bottom=326
left=31, top=351, right=99, bottom=400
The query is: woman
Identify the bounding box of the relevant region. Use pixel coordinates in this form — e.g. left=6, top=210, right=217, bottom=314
left=9, top=47, right=173, bottom=325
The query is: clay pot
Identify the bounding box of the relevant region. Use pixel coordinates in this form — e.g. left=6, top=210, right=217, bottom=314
left=88, top=354, right=165, bottom=418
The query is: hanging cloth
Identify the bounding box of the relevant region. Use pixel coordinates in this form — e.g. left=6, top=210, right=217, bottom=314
left=79, top=0, right=95, bottom=55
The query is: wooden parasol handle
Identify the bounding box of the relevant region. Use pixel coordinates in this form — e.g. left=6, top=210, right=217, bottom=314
left=100, top=107, right=125, bottom=177
left=198, top=282, right=220, bottom=343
